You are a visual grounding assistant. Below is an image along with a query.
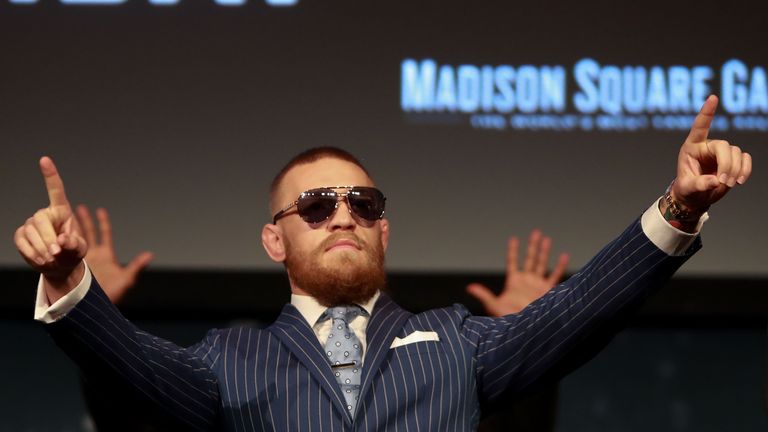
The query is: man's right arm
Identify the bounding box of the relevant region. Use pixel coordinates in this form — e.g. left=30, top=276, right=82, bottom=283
left=46, top=273, right=223, bottom=430
left=15, top=157, right=221, bottom=430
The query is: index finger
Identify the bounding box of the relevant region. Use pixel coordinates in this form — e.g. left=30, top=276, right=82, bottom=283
left=686, top=95, right=718, bottom=143
left=39, top=156, right=69, bottom=206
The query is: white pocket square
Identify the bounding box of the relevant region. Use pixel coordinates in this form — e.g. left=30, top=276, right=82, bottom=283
left=390, top=331, right=440, bottom=348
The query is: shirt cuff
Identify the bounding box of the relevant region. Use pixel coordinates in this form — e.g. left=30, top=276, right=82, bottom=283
left=34, top=261, right=92, bottom=324
left=640, top=197, right=708, bottom=256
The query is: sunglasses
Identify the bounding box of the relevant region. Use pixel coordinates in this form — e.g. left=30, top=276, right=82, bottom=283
left=272, top=186, right=386, bottom=225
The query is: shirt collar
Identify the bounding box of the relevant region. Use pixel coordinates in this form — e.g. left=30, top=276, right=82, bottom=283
left=291, top=291, right=380, bottom=327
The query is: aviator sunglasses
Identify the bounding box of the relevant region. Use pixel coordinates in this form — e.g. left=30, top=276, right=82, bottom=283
left=272, top=186, right=386, bottom=224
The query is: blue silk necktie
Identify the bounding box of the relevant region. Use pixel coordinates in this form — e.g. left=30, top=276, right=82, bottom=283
left=321, top=305, right=365, bottom=417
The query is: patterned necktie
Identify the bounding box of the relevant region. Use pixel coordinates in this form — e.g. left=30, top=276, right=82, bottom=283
left=321, top=305, right=365, bottom=417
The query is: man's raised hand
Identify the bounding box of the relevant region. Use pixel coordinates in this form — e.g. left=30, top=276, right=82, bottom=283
left=78, top=205, right=153, bottom=304
left=466, top=230, right=569, bottom=317
left=14, top=157, right=87, bottom=297
left=671, top=95, right=753, bottom=214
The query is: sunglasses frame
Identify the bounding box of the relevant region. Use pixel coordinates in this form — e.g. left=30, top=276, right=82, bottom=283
left=272, top=186, right=386, bottom=225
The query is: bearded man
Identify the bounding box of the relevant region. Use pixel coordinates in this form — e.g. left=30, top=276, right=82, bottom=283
left=16, top=96, right=752, bottom=430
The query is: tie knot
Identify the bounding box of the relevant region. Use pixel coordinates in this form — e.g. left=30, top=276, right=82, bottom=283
left=324, top=305, right=364, bottom=324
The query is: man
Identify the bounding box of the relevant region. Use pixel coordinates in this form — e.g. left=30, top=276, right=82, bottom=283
left=76, top=204, right=567, bottom=430
left=15, top=96, right=752, bottom=430
left=74, top=204, right=565, bottom=431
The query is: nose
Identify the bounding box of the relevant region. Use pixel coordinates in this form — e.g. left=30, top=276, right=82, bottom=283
left=327, top=197, right=356, bottom=231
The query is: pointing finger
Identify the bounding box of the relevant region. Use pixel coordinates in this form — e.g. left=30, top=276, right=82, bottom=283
left=39, top=156, right=69, bottom=207
left=686, top=95, right=717, bottom=144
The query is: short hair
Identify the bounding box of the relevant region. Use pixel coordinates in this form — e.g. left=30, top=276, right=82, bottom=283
left=269, top=147, right=372, bottom=210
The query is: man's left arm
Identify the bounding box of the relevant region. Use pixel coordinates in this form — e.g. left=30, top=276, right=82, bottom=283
left=466, top=95, right=751, bottom=405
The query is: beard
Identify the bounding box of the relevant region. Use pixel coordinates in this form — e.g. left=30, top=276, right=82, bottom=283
left=284, top=232, right=386, bottom=307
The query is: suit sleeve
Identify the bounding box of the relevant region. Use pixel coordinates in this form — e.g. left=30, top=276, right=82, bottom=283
left=45, top=278, right=222, bottom=431
left=458, top=218, right=701, bottom=408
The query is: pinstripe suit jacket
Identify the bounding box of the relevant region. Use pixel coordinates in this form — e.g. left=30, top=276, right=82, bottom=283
left=47, top=220, right=698, bottom=431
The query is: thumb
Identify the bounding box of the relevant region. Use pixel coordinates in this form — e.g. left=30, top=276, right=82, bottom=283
left=675, top=174, right=719, bottom=198
left=56, top=232, right=87, bottom=259
left=692, top=174, right=720, bottom=192
left=126, top=251, right=154, bottom=276
left=466, top=283, right=497, bottom=310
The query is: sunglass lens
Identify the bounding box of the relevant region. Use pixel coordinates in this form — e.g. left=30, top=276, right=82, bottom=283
left=297, top=191, right=337, bottom=223
left=349, top=188, right=385, bottom=221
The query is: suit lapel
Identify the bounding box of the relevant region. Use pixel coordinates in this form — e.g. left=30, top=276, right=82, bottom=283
left=358, top=294, right=413, bottom=406
left=268, top=304, right=353, bottom=426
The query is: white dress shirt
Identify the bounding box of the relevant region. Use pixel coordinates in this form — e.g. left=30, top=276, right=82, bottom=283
left=291, top=291, right=379, bottom=363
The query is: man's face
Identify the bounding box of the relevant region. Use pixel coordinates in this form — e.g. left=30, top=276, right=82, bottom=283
left=264, top=157, right=389, bottom=306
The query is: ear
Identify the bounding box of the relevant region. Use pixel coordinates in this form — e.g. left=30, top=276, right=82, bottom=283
left=379, top=218, right=390, bottom=251
left=261, top=223, right=286, bottom=262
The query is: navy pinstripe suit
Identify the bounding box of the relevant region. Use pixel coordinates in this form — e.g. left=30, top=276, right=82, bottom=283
left=46, top=220, right=698, bottom=431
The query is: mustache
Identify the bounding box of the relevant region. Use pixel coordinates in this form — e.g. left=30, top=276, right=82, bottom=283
left=320, top=233, right=363, bottom=251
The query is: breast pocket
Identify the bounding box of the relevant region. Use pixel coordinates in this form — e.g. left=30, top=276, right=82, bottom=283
left=390, top=339, right=446, bottom=357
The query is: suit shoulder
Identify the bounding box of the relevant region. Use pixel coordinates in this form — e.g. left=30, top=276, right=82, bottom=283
left=204, top=326, right=271, bottom=345
left=410, top=303, right=474, bottom=328
left=188, top=326, right=270, bottom=357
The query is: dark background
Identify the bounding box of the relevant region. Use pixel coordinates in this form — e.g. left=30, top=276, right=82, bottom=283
left=1, top=0, right=766, bottom=430
left=1, top=0, right=767, bottom=274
